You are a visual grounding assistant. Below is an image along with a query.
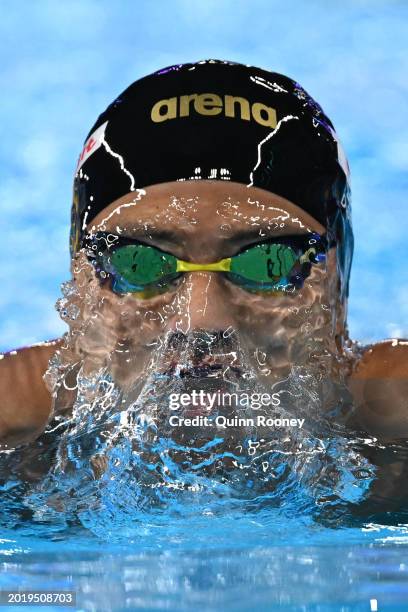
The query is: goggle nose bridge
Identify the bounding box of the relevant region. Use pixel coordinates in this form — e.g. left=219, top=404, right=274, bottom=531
left=176, top=258, right=232, bottom=273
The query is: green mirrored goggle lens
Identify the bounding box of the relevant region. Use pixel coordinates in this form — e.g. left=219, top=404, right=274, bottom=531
left=228, top=242, right=298, bottom=285
left=110, top=244, right=178, bottom=287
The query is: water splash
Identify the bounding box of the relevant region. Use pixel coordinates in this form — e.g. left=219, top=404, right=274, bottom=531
left=0, top=189, right=400, bottom=543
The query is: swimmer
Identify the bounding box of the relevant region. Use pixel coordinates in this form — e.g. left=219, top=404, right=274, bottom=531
left=1, top=59, right=407, bottom=452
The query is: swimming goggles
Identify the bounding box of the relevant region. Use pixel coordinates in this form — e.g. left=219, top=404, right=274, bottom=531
left=82, top=231, right=333, bottom=298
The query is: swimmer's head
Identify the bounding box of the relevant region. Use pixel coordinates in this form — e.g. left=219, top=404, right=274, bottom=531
left=50, top=60, right=357, bottom=432
left=70, top=59, right=353, bottom=303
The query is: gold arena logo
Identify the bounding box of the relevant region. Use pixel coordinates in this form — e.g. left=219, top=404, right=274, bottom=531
left=151, top=93, right=277, bottom=128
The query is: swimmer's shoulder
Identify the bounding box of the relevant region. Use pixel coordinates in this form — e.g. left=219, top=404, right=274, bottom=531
left=351, top=338, right=408, bottom=378
left=347, top=338, right=408, bottom=440
left=0, top=338, right=64, bottom=446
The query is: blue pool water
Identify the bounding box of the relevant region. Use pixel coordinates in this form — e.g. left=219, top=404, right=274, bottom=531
left=1, top=513, right=408, bottom=611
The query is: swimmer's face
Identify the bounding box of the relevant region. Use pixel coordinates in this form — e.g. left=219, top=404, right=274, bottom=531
left=71, top=180, right=344, bottom=391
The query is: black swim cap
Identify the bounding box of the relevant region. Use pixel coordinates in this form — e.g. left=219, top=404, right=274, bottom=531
left=71, top=59, right=353, bottom=297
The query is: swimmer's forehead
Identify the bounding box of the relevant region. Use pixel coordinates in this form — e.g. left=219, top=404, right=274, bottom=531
left=87, top=180, right=326, bottom=237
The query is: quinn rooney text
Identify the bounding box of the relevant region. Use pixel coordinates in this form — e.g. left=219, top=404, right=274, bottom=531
left=169, top=415, right=306, bottom=428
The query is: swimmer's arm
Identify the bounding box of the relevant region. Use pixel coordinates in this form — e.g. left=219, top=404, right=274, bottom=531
left=347, top=339, right=408, bottom=441
left=0, top=339, right=63, bottom=446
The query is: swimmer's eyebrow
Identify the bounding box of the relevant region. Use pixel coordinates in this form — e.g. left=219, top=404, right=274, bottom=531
left=117, top=228, right=180, bottom=242
left=225, top=227, right=307, bottom=244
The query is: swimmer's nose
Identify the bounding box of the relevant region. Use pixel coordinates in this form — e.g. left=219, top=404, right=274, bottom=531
left=167, top=271, right=236, bottom=333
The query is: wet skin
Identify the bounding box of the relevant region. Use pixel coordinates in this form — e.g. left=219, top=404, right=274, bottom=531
left=1, top=180, right=408, bottom=448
